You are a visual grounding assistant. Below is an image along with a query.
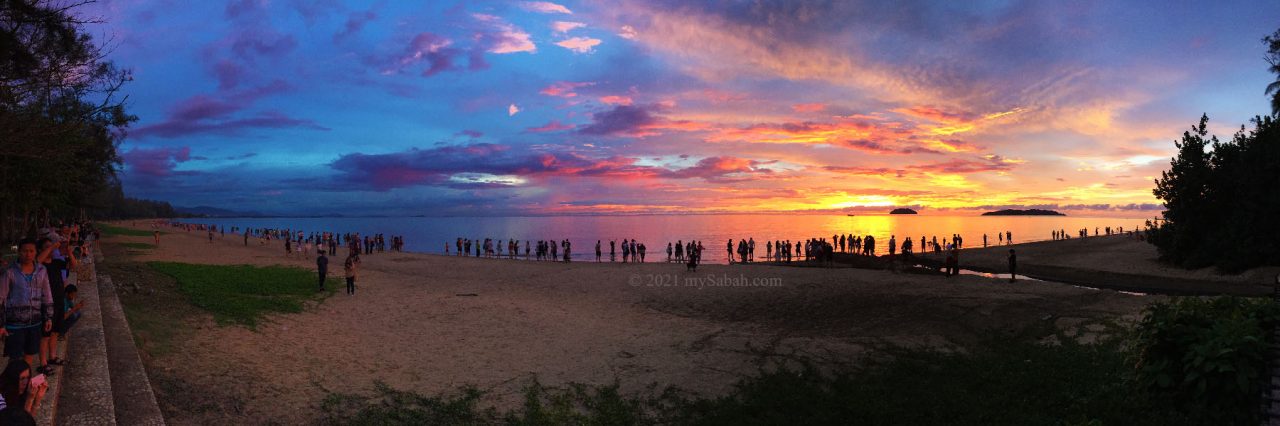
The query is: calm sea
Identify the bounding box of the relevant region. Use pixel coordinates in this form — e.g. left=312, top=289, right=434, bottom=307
left=174, top=215, right=1151, bottom=263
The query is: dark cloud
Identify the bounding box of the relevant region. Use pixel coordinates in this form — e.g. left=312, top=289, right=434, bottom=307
left=123, top=146, right=196, bottom=178
left=578, top=105, right=658, bottom=136
left=329, top=144, right=775, bottom=191
left=133, top=81, right=322, bottom=139
left=334, top=10, right=377, bottom=43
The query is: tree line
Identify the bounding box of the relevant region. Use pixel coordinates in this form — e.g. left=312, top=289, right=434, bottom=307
left=0, top=0, right=181, bottom=243
left=1148, top=28, right=1280, bottom=273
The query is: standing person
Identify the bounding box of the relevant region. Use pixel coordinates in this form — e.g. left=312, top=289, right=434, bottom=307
left=1008, top=249, right=1017, bottom=282
left=1006, top=231, right=1012, bottom=244
left=39, top=235, right=75, bottom=373
left=316, top=251, right=329, bottom=292
left=153, top=230, right=160, bottom=246
left=243, top=231, right=249, bottom=246
left=344, top=254, right=360, bottom=295
left=0, top=239, right=54, bottom=372
left=595, top=241, right=602, bottom=262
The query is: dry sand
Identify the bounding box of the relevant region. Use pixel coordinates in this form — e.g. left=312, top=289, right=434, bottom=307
left=102, top=223, right=1163, bottom=424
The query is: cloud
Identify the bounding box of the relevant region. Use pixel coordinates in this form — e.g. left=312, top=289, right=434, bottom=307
left=334, top=10, right=377, bottom=43
left=329, top=143, right=774, bottom=191
left=520, top=1, right=572, bottom=14
left=599, top=95, right=633, bottom=105
left=132, top=81, right=327, bottom=139
left=124, top=146, right=195, bottom=178
left=551, top=21, right=586, bottom=34
left=539, top=81, right=594, bottom=98
left=390, top=32, right=463, bottom=76
left=618, top=25, right=637, bottom=39
left=577, top=104, right=657, bottom=136
left=455, top=129, right=484, bottom=138
left=508, top=104, right=521, bottom=116
left=555, top=37, right=602, bottom=53
left=791, top=103, right=827, bottom=113
left=473, top=14, right=536, bottom=54
left=527, top=120, right=574, bottom=132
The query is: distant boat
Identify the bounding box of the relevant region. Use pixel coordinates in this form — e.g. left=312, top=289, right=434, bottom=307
left=846, top=214, right=856, bottom=216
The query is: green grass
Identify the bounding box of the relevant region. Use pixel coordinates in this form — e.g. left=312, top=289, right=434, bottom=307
left=99, top=223, right=162, bottom=237
left=121, top=242, right=156, bottom=250
left=146, top=262, right=335, bottom=328
left=320, top=334, right=1193, bottom=426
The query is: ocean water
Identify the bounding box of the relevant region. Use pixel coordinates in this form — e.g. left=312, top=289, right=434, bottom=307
left=173, top=214, right=1151, bottom=263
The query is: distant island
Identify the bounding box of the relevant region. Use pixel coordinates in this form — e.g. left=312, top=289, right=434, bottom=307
left=889, top=208, right=918, bottom=215
left=981, top=209, right=1065, bottom=216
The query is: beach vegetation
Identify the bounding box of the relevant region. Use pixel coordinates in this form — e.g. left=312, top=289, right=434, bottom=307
left=321, top=329, right=1201, bottom=425
left=146, top=262, right=336, bottom=327
left=1130, top=296, right=1279, bottom=424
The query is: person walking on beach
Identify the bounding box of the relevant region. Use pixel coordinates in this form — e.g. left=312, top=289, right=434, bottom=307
left=726, top=239, right=734, bottom=263
left=667, top=243, right=673, bottom=262
left=343, top=254, right=359, bottom=295
left=596, top=241, right=602, bottom=262
left=1007, top=249, right=1017, bottom=283
left=1006, top=231, right=1012, bottom=245
left=316, top=251, right=329, bottom=292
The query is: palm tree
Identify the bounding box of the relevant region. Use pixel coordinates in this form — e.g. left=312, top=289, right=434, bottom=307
left=1265, top=29, right=1280, bottom=117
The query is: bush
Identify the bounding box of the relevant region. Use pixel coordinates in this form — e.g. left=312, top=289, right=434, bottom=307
left=1131, top=297, right=1280, bottom=424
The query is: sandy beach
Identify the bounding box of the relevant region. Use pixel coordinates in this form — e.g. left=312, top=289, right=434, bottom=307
left=97, top=223, right=1201, bottom=424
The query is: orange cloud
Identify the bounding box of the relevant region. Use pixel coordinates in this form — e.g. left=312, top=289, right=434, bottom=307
left=791, top=103, right=827, bottom=113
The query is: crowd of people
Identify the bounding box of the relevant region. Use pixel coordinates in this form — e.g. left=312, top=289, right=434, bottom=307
left=0, top=221, right=96, bottom=423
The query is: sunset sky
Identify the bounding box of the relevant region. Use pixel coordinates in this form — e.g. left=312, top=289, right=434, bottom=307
left=90, top=0, right=1280, bottom=216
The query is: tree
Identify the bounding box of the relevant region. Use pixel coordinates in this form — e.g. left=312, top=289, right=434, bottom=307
left=0, top=0, right=134, bottom=241
left=1266, top=28, right=1280, bottom=117
left=1149, top=115, right=1280, bottom=272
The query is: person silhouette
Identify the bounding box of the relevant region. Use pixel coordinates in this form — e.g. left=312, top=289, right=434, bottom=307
left=1008, top=249, right=1017, bottom=282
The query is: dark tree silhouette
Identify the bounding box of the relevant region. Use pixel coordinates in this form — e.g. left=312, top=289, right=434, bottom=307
left=1266, top=29, right=1280, bottom=117
left=1, top=0, right=135, bottom=241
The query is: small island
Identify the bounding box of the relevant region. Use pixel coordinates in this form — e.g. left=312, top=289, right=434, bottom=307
left=889, top=208, right=918, bottom=215
left=981, top=209, right=1065, bottom=216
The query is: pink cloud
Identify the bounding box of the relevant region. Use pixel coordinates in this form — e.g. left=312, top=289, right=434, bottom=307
left=555, top=37, right=602, bottom=53
left=540, top=81, right=595, bottom=98
left=551, top=21, right=586, bottom=34
left=473, top=14, right=536, bottom=54
left=599, top=95, right=633, bottom=105
left=527, top=120, right=574, bottom=132
left=520, top=1, right=572, bottom=14
left=334, top=10, right=377, bottom=44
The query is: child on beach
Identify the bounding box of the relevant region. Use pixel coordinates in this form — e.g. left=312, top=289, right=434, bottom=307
left=344, top=254, right=359, bottom=295
left=61, top=285, right=83, bottom=335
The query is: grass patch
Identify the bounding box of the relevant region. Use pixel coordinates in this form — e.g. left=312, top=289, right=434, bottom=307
left=320, top=333, right=1193, bottom=426
left=146, top=262, right=336, bottom=328
left=99, top=223, right=162, bottom=237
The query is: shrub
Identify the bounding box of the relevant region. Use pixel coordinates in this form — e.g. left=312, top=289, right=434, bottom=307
left=1131, top=297, right=1280, bottom=424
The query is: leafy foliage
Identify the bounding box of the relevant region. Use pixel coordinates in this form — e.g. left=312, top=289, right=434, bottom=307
left=1149, top=114, right=1280, bottom=272
left=1131, top=297, right=1280, bottom=424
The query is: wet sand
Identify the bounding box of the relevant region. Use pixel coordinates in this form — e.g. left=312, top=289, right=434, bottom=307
left=102, top=222, right=1164, bottom=424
